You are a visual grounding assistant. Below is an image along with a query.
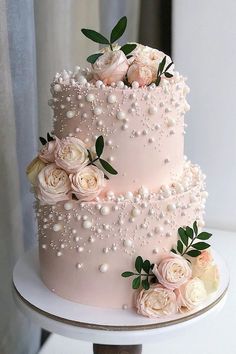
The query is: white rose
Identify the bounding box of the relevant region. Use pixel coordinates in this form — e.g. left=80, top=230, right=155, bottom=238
left=199, top=265, right=219, bottom=294
left=26, top=157, right=46, bottom=186
left=176, top=277, right=207, bottom=311
left=70, top=165, right=105, bottom=201
left=137, top=284, right=178, bottom=318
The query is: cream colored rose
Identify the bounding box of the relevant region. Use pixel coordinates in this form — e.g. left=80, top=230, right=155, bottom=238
left=199, top=265, right=219, bottom=294
left=153, top=254, right=192, bottom=290
left=191, top=250, right=213, bottom=277
left=176, top=277, right=207, bottom=311
left=92, top=50, right=129, bottom=85
left=36, top=163, right=71, bottom=205
left=39, top=138, right=59, bottom=163
left=26, top=157, right=46, bottom=185
left=137, top=284, right=178, bottom=318
left=55, top=137, right=89, bottom=173
left=70, top=165, right=105, bottom=201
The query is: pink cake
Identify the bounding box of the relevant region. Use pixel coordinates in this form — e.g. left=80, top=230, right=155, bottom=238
left=27, top=18, right=218, bottom=317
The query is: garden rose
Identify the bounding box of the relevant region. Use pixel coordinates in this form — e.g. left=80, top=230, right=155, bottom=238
left=200, top=265, right=219, bottom=294
left=39, top=138, right=59, bottom=163
left=92, top=50, right=129, bottom=85
left=55, top=137, right=89, bottom=173
left=153, top=253, right=192, bottom=290
left=191, top=250, right=213, bottom=277
left=127, top=62, right=154, bottom=86
left=70, top=165, right=105, bottom=201
left=176, top=277, right=207, bottom=311
left=26, top=157, right=46, bottom=186
left=36, top=163, right=71, bottom=204
left=137, top=284, right=178, bottom=318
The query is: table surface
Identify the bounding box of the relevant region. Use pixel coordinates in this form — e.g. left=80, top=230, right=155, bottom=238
left=32, top=228, right=236, bottom=353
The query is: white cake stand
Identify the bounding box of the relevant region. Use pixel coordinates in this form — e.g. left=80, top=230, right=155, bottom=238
left=13, top=248, right=229, bottom=354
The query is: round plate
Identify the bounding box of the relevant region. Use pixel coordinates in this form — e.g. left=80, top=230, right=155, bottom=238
left=13, top=248, right=229, bottom=344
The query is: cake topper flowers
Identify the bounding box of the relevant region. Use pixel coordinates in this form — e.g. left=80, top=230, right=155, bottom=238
left=26, top=134, right=118, bottom=205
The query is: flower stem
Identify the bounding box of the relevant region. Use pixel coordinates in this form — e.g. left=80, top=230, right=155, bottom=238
left=88, top=157, right=99, bottom=166
left=109, top=43, right=113, bottom=51
left=182, top=235, right=198, bottom=256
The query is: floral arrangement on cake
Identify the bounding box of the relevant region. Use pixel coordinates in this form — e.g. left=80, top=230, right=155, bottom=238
left=26, top=134, right=117, bottom=204
left=122, top=221, right=219, bottom=318
left=81, top=16, right=174, bottom=87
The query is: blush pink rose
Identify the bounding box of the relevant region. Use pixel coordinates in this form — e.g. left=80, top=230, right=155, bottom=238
left=137, top=284, right=178, bottom=318
left=54, top=137, right=89, bottom=173
left=175, top=277, right=207, bottom=312
left=70, top=165, right=105, bottom=201
left=127, top=61, right=154, bottom=86
left=39, top=138, right=59, bottom=163
left=92, top=50, right=129, bottom=85
left=153, top=253, right=192, bottom=290
left=191, top=250, right=213, bottom=277
left=36, top=163, right=71, bottom=205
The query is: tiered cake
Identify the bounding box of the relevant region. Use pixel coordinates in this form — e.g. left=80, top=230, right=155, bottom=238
left=27, top=18, right=218, bottom=317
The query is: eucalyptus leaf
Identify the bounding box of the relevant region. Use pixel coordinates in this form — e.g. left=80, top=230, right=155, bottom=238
left=142, top=260, right=151, bottom=274
left=193, top=221, right=198, bottom=235
left=81, top=29, right=110, bottom=45
left=87, top=53, right=103, bottom=64
left=39, top=137, right=47, bottom=145
left=186, top=249, right=201, bottom=257
left=192, top=242, right=210, bottom=250
left=121, top=271, right=134, bottom=278
left=132, top=276, right=141, bottom=289
left=164, top=72, right=173, bottom=78
left=95, top=135, right=104, bottom=157
left=110, top=16, right=127, bottom=43
left=120, top=43, right=137, bottom=55
left=99, top=158, right=118, bottom=175
left=197, top=232, right=212, bottom=240
left=135, top=256, right=143, bottom=273
left=177, top=240, right=183, bottom=254
left=178, top=227, right=188, bottom=246
left=186, top=226, right=194, bottom=239
left=142, top=278, right=150, bottom=290
left=158, top=56, right=166, bottom=75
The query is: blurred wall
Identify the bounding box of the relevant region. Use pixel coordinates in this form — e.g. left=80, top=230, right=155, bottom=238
left=173, top=0, right=236, bottom=231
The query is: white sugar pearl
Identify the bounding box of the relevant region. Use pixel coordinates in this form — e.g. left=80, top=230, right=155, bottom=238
left=53, top=224, right=62, bottom=232
left=103, top=247, right=109, bottom=254
left=107, top=94, right=116, bottom=104
left=125, top=191, right=133, bottom=200
left=148, top=137, right=155, bottom=143
left=132, top=81, right=139, bottom=89
left=57, top=251, right=62, bottom=257
left=122, top=304, right=128, bottom=310
left=94, top=107, right=102, bottom=116
left=83, top=220, right=92, bottom=229
left=75, top=236, right=80, bottom=242
left=64, top=202, right=73, bottom=210
left=147, top=232, right=153, bottom=238
left=66, top=111, right=75, bottom=119
left=60, top=243, right=65, bottom=249
left=123, top=239, right=133, bottom=247
left=167, top=117, right=176, bottom=127
left=77, top=76, right=87, bottom=85
left=86, top=93, right=95, bottom=102
left=95, top=80, right=103, bottom=88
left=154, top=225, right=164, bottom=234
left=78, top=246, right=84, bottom=252
left=107, top=191, right=115, bottom=199
left=132, top=208, right=141, bottom=217
left=99, top=263, right=109, bottom=273
left=117, top=81, right=125, bottom=89
left=54, top=84, right=61, bottom=92
left=153, top=248, right=159, bottom=254
left=41, top=244, right=47, bottom=249
left=138, top=186, right=149, bottom=198
left=122, top=124, right=128, bottom=130
left=167, top=204, right=176, bottom=212
left=116, top=111, right=125, bottom=120
left=148, top=106, right=157, bottom=115
left=202, top=191, right=209, bottom=198
left=100, top=206, right=110, bottom=216
left=76, top=263, right=83, bottom=269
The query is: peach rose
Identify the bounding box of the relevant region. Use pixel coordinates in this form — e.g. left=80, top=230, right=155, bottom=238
left=153, top=254, right=192, bottom=290
left=39, top=138, right=59, bottom=163
left=191, top=250, right=213, bottom=278
left=26, top=157, right=46, bottom=186
left=36, top=163, right=71, bottom=205
left=176, top=277, right=207, bottom=311
left=127, top=62, right=154, bottom=86
left=92, top=50, right=129, bottom=85
left=70, top=165, right=105, bottom=201
left=55, top=137, right=89, bottom=173
left=199, top=265, right=219, bottom=294
left=137, top=284, right=178, bottom=318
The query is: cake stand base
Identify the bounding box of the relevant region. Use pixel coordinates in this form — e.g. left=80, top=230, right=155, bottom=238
left=93, top=344, right=142, bottom=354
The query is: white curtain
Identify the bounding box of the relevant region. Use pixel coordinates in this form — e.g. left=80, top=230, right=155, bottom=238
left=0, top=0, right=140, bottom=353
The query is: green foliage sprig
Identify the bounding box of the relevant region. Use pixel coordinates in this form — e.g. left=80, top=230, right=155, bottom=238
left=39, top=132, right=54, bottom=145
left=81, top=16, right=137, bottom=63
left=155, top=56, right=174, bottom=86
left=121, top=256, right=155, bottom=290
left=87, top=135, right=118, bottom=179
left=171, top=221, right=212, bottom=257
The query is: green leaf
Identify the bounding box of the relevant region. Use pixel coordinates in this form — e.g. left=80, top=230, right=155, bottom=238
left=178, top=227, right=188, bottom=246
left=95, top=135, right=104, bottom=157
left=186, top=250, right=201, bottom=257
left=177, top=240, right=183, bottom=254
left=99, top=158, right=118, bottom=175
left=87, top=53, right=103, bottom=64
left=142, top=277, right=150, bottom=290
left=110, top=16, right=127, bottom=43
left=87, top=149, right=93, bottom=162
left=120, top=43, right=137, bottom=55
left=39, top=137, right=47, bottom=145
left=135, top=256, right=143, bottom=273
left=164, top=61, right=173, bottom=72
left=192, top=242, right=210, bottom=250
left=197, top=232, right=212, bottom=240
left=142, top=260, right=151, bottom=274
left=104, top=174, right=109, bottom=180
left=47, top=132, right=54, bottom=142
left=164, top=72, right=173, bottom=78
left=132, top=276, right=141, bottom=289
left=186, top=226, right=194, bottom=239
left=193, top=221, right=198, bottom=235
left=155, top=76, right=161, bottom=86
left=171, top=249, right=177, bottom=254
left=158, top=56, right=166, bottom=75
left=81, top=29, right=110, bottom=45
left=121, top=271, right=134, bottom=278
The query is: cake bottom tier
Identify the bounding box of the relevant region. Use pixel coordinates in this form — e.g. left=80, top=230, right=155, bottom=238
left=38, top=163, right=206, bottom=309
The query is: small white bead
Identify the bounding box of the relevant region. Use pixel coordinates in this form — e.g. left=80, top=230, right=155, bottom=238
left=103, top=247, right=109, bottom=254
left=83, top=220, right=92, bottom=229
left=123, top=239, right=133, bottom=247
left=66, top=111, right=75, bottom=119
left=167, top=204, right=176, bottom=212
left=95, top=80, right=103, bottom=88
left=64, top=202, right=73, bottom=210
left=148, top=137, right=155, bottom=143
left=100, top=206, right=110, bottom=216
left=78, top=246, right=84, bottom=252
left=122, top=304, right=128, bottom=310
left=57, top=251, right=62, bottom=257
left=125, top=191, right=133, bottom=200
left=86, top=93, right=95, bottom=102
left=117, top=81, right=125, bottom=89
left=77, top=76, right=87, bottom=85
left=138, top=186, right=149, bottom=198
left=41, top=244, right=47, bottom=249
left=53, top=224, right=62, bottom=232
left=107, top=94, right=116, bottom=104
left=122, top=124, right=128, bottom=130
left=132, top=81, right=139, bottom=89
left=94, top=107, right=102, bottom=116
left=54, top=84, right=61, bottom=92
left=153, top=248, right=159, bottom=254
left=116, top=111, right=125, bottom=120
left=76, top=263, right=83, bottom=269
left=99, top=263, right=109, bottom=273
left=148, top=106, right=157, bottom=115
left=132, top=207, right=141, bottom=217
left=167, top=117, right=176, bottom=127
left=154, top=225, right=164, bottom=234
